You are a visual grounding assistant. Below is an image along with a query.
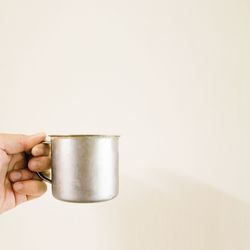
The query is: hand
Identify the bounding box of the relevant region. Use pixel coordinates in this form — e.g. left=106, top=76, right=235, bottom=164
left=0, top=133, right=51, bottom=214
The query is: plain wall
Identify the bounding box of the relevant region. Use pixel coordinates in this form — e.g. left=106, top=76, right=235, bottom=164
left=0, top=0, right=250, bottom=249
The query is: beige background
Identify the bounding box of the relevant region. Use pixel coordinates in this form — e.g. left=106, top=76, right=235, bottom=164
left=0, top=0, right=250, bottom=249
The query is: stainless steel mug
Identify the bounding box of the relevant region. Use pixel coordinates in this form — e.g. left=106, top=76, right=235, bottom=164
left=37, top=135, right=119, bottom=203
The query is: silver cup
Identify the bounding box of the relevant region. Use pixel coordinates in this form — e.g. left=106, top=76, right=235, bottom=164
left=38, top=135, right=119, bottom=203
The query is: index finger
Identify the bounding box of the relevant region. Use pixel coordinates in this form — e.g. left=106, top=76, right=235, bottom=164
left=0, top=133, right=46, bottom=154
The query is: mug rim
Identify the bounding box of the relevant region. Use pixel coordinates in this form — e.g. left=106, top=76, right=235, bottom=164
left=48, top=134, right=120, bottom=138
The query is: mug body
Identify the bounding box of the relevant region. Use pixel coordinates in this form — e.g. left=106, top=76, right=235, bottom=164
left=50, top=135, right=119, bottom=203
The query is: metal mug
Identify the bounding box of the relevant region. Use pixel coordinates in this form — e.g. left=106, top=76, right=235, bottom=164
left=37, top=135, right=119, bottom=203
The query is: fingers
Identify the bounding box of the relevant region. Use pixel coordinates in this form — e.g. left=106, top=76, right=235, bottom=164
left=13, top=180, right=47, bottom=197
left=28, top=156, right=51, bottom=172
left=31, top=143, right=50, bottom=157
left=29, top=143, right=51, bottom=172
left=9, top=169, right=40, bottom=182
left=0, top=133, right=46, bottom=154
left=28, top=143, right=51, bottom=172
left=10, top=169, right=48, bottom=203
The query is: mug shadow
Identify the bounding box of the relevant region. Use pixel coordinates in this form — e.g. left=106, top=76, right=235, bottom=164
left=102, top=167, right=250, bottom=250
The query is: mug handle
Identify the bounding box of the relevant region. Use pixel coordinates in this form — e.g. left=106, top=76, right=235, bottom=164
left=37, top=171, right=52, bottom=183
left=36, top=139, right=52, bottom=184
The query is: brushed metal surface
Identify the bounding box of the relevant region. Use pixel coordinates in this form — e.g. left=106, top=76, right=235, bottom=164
left=49, top=135, right=119, bottom=203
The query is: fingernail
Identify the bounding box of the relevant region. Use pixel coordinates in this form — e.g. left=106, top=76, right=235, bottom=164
left=13, top=182, right=23, bottom=191
left=34, top=148, right=42, bottom=155
left=10, top=171, right=22, bottom=182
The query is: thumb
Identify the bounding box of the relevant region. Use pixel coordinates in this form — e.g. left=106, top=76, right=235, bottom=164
left=0, top=133, right=46, bottom=154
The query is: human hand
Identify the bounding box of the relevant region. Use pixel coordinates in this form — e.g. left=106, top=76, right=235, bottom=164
left=0, top=133, right=51, bottom=214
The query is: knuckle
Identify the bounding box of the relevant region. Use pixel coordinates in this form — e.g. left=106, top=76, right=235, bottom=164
left=19, top=135, right=28, bottom=150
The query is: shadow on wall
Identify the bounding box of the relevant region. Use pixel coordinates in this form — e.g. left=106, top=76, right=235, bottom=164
left=107, top=168, right=250, bottom=250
